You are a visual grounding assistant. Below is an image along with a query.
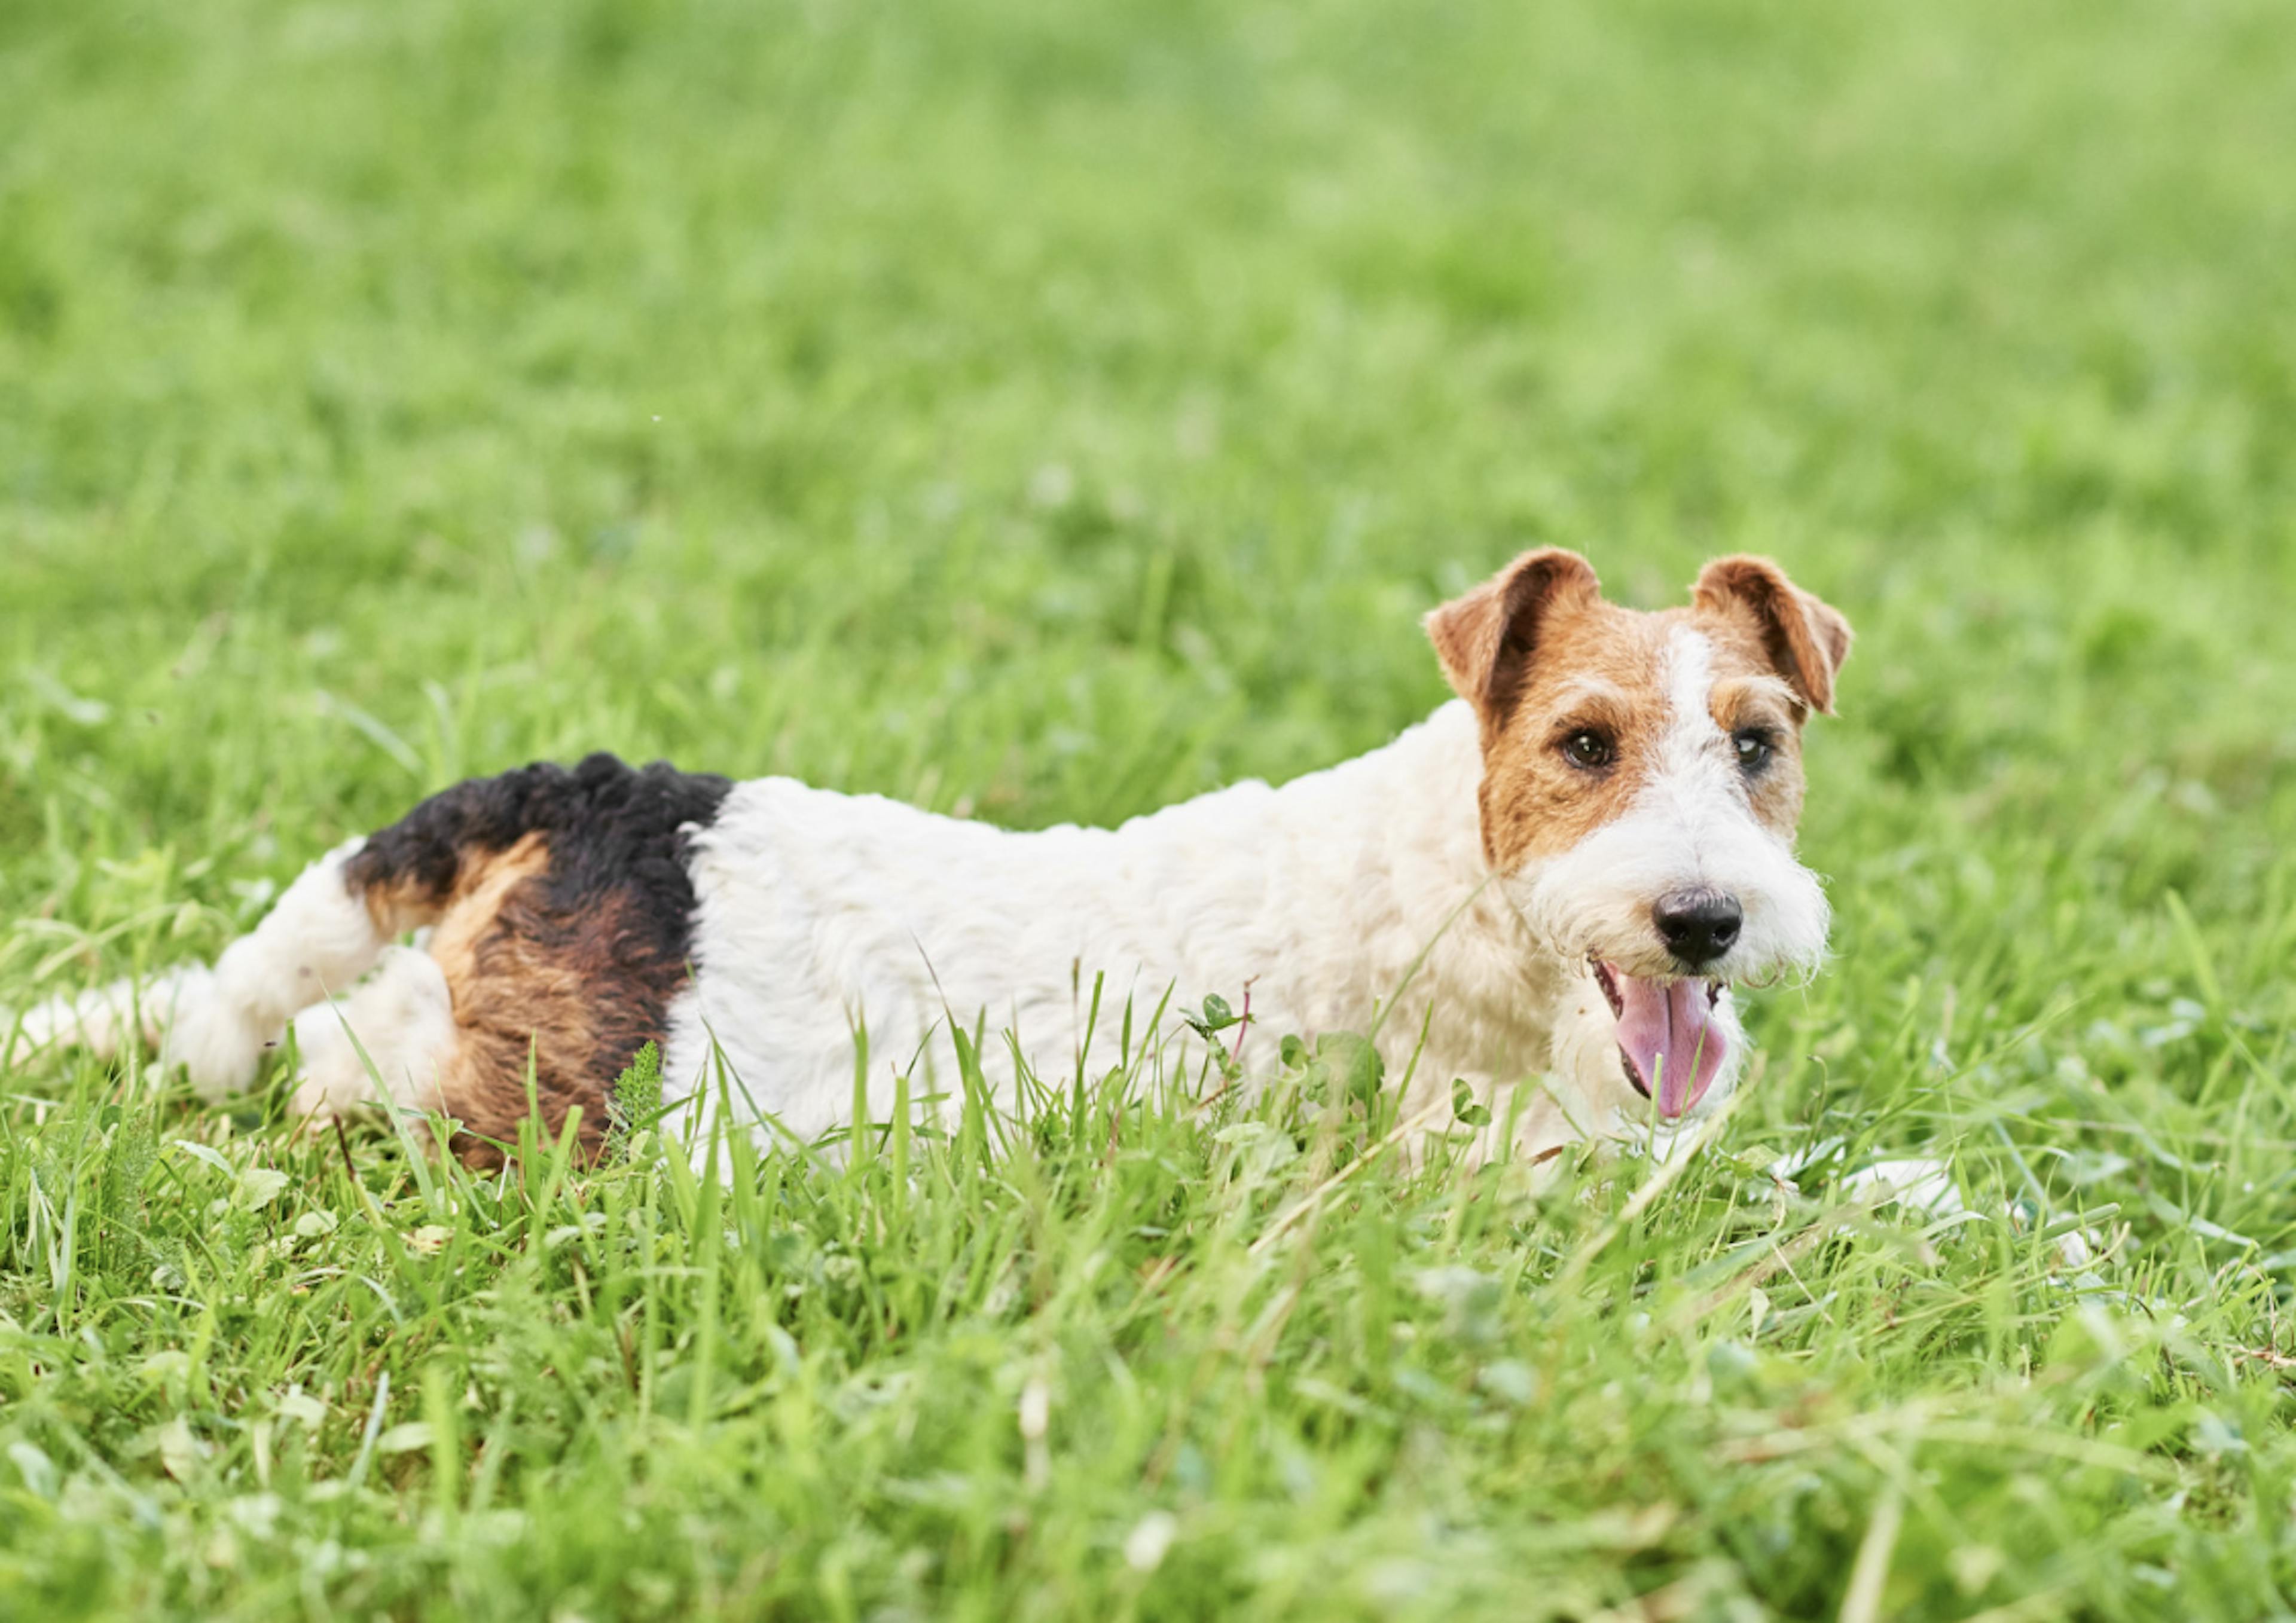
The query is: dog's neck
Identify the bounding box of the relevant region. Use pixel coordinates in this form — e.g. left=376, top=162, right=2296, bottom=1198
left=1105, top=700, right=1565, bottom=1080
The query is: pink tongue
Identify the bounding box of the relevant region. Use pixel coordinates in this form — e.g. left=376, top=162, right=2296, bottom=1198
left=1615, top=975, right=1727, bottom=1118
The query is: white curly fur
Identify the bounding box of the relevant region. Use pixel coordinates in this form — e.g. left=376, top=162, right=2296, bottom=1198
left=661, top=701, right=1603, bottom=1161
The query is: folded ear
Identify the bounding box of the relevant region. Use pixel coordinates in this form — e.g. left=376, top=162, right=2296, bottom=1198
left=1424, top=549, right=1602, bottom=726
left=1692, top=555, right=1854, bottom=716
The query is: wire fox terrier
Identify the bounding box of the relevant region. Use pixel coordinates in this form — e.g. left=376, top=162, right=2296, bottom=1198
left=7, top=551, right=1851, bottom=1168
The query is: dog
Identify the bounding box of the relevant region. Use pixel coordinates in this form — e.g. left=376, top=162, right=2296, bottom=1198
left=5, top=550, right=1849, bottom=1169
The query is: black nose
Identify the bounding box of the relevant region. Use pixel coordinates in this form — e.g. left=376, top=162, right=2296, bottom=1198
left=1653, top=890, right=1742, bottom=967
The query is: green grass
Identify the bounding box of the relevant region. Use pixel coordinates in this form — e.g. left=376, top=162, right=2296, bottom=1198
left=5, top=0, right=2296, bottom=1615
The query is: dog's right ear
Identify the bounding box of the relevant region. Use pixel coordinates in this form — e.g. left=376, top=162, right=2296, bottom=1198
left=1425, top=549, right=1602, bottom=726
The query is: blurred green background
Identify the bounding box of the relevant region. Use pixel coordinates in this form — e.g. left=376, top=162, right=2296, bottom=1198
left=5, top=0, right=2296, bottom=1616
left=5, top=0, right=2289, bottom=869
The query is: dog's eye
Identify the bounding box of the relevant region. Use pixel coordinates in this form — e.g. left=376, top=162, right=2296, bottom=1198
left=1561, top=730, right=1616, bottom=771
left=1733, top=729, right=1775, bottom=772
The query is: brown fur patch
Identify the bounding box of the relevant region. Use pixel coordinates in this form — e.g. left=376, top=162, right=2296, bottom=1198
left=360, top=873, right=440, bottom=940
left=1474, top=597, right=1674, bottom=870
left=424, top=840, right=621, bottom=1164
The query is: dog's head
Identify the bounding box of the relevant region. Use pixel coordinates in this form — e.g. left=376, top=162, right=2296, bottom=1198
left=1427, top=549, right=1851, bottom=1125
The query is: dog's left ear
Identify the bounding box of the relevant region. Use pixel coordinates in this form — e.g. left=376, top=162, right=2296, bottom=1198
left=1425, top=549, right=1603, bottom=726
left=1693, top=556, right=1854, bottom=716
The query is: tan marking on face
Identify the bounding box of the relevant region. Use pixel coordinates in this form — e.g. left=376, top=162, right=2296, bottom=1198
left=1706, top=695, right=1805, bottom=833
left=1474, top=599, right=1678, bottom=872
left=1691, top=604, right=1812, bottom=838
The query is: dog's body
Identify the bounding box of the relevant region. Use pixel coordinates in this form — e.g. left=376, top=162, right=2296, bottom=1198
left=674, top=699, right=1574, bottom=1154
left=7, top=551, right=1850, bottom=1170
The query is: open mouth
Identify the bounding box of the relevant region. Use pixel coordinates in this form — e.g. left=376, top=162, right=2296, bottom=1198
left=1591, top=959, right=1728, bottom=1119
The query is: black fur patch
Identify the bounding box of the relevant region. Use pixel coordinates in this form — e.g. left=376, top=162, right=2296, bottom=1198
left=346, top=754, right=731, bottom=931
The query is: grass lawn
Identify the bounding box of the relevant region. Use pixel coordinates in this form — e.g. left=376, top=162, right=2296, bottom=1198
left=6, top=0, right=2296, bottom=1615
